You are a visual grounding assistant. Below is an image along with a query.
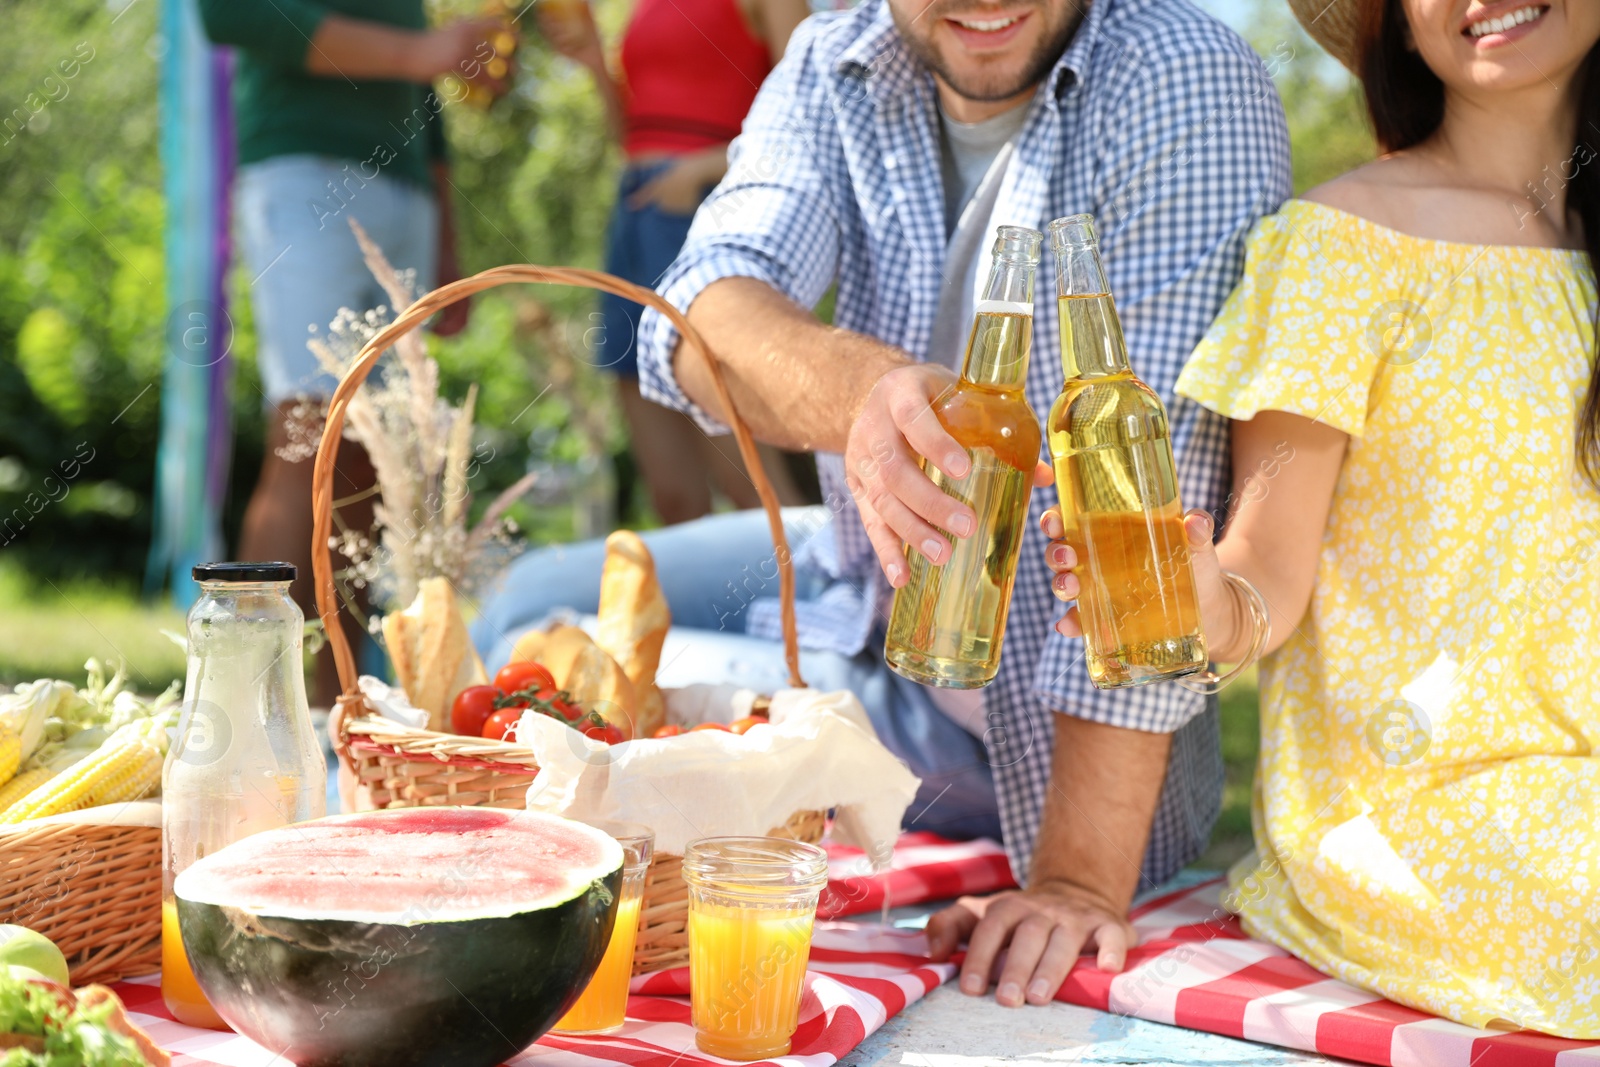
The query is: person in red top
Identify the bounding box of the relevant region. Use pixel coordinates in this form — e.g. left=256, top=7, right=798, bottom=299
left=542, top=0, right=809, bottom=523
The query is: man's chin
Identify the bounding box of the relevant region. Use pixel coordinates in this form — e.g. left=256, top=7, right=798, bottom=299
left=932, top=60, right=1043, bottom=104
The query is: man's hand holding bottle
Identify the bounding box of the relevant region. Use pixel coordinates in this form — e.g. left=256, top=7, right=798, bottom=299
left=846, top=364, right=1052, bottom=588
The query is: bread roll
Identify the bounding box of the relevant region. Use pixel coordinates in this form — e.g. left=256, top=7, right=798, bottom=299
left=509, top=624, right=638, bottom=738
left=381, top=577, right=487, bottom=732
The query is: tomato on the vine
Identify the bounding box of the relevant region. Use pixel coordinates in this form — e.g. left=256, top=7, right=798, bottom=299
left=534, top=686, right=584, bottom=721
left=728, top=716, right=766, bottom=735
left=651, top=724, right=686, bottom=738
left=481, top=708, right=523, bottom=741
left=451, top=685, right=500, bottom=736
left=495, top=660, right=556, bottom=696
left=582, top=722, right=626, bottom=745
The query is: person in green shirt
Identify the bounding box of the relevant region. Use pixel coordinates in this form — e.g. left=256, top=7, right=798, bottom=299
left=200, top=0, right=506, bottom=702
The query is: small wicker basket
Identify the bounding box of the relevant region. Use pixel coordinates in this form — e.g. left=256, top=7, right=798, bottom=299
left=317, top=266, right=820, bottom=975
left=0, top=818, right=161, bottom=985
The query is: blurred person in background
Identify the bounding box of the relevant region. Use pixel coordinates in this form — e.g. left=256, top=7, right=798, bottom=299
left=199, top=0, right=505, bottom=703
left=539, top=0, right=811, bottom=524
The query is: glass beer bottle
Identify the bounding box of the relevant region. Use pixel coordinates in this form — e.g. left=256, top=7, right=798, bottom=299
left=885, top=225, right=1043, bottom=689
left=1045, top=215, right=1207, bottom=688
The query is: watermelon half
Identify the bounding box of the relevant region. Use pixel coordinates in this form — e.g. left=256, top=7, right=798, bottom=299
left=174, top=807, right=622, bottom=1067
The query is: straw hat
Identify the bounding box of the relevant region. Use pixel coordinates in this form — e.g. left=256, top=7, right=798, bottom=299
left=1286, top=0, right=1366, bottom=73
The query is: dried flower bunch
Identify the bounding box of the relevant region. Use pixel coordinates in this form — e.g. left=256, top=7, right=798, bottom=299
left=282, top=218, right=536, bottom=614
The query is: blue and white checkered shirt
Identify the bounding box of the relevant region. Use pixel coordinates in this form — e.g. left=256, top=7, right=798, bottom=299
left=638, top=0, right=1290, bottom=886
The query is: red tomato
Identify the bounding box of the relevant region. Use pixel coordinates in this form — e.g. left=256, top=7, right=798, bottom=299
left=495, top=660, right=556, bottom=696
left=450, top=685, right=500, bottom=736
left=728, top=716, right=766, bottom=735
left=651, top=724, right=686, bottom=738
left=481, top=708, right=523, bottom=741
left=582, top=722, right=626, bottom=745
left=690, top=721, right=732, bottom=732
left=535, top=686, right=584, bottom=721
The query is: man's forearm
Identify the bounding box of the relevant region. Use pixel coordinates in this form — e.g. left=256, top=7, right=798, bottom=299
left=1030, top=713, right=1172, bottom=909
left=673, top=277, right=910, bottom=453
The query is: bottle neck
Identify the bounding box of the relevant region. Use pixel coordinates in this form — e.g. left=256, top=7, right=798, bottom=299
left=1057, top=294, right=1131, bottom=380
left=1054, top=239, right=1131, bottom=380
left=961, top=309, right=1032, bottom=389
left=962, top=255, right=1037, bottom=390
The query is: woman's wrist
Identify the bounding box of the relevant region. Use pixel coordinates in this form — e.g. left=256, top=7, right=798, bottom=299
left=1210, top=574, right=1248, bottom=663
left=1211, top=572, right=1271, bottom=666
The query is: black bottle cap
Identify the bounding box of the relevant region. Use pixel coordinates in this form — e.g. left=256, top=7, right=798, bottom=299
left=191, top=562, right=298, bottom=583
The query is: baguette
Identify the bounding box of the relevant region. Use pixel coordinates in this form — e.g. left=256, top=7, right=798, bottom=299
left=595, top=532, right=670, bottom=689
left=382, top=577, right=488, bottom=732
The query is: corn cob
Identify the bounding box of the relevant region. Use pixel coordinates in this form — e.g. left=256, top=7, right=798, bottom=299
left=0, top=719, right=166, bottom=824
left=0, top=726, right=19, bottom=789
left=0, top=765, right=52, bottom=819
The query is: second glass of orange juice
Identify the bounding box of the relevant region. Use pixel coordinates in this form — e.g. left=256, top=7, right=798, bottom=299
left=552, top=821, right=654, bottom=1035
left=682, top=837, right=830, bottom=1061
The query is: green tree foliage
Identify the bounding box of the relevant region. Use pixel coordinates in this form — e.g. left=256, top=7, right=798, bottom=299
left=0, top=1, right=176, bottom=578
left=0, top=0, right=625, bottom=586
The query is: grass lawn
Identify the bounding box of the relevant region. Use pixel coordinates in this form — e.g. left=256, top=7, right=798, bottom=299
left=0, top=560, right=1261, bottom=862
left=1205, top=672, right=1260, bottom=870
left=0, top=561, right=187, bottom=695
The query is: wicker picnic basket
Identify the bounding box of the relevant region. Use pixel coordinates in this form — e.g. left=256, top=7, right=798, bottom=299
left=318, top=265, right=823, bottom=975
left=0, top=817, right=161, bottom=985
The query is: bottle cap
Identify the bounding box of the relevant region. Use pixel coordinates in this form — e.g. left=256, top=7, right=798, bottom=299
left=191, top=562, right=298, bottom=582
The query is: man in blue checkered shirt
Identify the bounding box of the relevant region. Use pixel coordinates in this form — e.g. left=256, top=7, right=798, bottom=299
left=486, top=0, right=1288, bottom=1009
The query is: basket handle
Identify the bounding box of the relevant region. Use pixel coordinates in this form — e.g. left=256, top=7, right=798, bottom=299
left=310, top=265, right=804, bottom=706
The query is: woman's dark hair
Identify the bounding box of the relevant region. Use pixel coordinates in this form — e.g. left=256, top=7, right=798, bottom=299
left=1357, top=0, right=1600, bottom=489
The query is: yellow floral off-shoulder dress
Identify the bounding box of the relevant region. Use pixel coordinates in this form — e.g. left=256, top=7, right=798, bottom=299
left=1175, top=199, right=1600, bottom=1037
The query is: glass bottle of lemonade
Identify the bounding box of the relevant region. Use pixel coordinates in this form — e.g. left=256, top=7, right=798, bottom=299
left=162, top=563, right=327, bottom=1028
left=884, top=225, right=1043, bottom=689
left=1045, top=215, right=1207, bottom=689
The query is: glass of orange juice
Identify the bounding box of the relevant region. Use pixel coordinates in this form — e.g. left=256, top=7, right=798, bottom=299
left=552, top=821, right=654, bottom=1035
left=682, top=837, right=830, bottom=1061
left=161, top=897, right=229, bottom=1030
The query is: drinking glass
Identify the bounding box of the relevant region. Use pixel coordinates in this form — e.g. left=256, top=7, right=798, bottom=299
left=682, top=836, right=830, bottom=1061
left=551, top=821, right=654, bottom=1035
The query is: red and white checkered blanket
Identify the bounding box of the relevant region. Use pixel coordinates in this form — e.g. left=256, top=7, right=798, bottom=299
left=1067, top=879, right=1600, bottom=1067
left=112, top=837, right=1600, bottom=1066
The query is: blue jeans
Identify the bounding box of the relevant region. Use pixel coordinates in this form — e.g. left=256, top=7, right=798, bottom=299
left=588, top=161, right=703, bottom=378
left=473, top=508, right=1004, bottom=842
left=237, top=155, right=437, bottom=403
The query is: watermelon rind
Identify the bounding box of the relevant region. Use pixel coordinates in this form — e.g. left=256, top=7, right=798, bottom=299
left=174, top=808, right=623, bottom=1067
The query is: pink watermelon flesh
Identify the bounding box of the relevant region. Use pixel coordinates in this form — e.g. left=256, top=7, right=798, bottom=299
left=175, top=807, right=622, bottom=922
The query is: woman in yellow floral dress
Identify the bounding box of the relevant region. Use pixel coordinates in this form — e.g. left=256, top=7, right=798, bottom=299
left=1043, top=0, right=1600, bottom=1039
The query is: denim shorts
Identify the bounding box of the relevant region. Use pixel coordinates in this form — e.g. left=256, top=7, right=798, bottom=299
left=237, top=155, right=438, bottom=404
left=591, top=161, right=705, bottom=379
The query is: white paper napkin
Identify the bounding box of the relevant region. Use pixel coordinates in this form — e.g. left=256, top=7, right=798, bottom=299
left=521, top=687, right=918, bottom=870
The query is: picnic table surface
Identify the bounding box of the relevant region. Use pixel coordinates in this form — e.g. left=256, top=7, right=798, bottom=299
left=843, top=879, right=1356, bottom=1067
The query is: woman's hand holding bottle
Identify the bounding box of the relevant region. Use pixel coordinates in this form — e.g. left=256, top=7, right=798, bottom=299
left=1041, top=506, right=1247, bottom=662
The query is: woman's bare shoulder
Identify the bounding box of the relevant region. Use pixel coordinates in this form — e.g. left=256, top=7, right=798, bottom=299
left=1298, top=158, right=1423, bottom=226
left=1299, top=153, right=1575, bottom=249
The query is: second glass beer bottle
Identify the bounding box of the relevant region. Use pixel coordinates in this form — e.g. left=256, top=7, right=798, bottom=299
left=885, top=225, right=1043, bottom=688
left=1046, top=214, right=1207, bottom=688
